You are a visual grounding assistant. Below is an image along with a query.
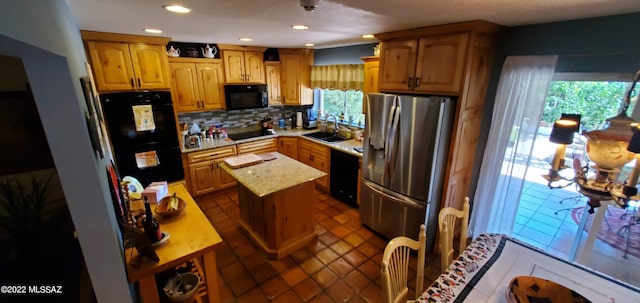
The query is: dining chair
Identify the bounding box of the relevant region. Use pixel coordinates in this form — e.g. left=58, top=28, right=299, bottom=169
left=381, top=224, right=426, bottom=303
left=438, top=197, right=470, bottom=271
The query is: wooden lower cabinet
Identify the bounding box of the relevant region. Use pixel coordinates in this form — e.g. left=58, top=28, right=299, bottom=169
left=237, top=181, right=316, bottom=259
left=277, top=137, right=298, bottom=159
left=298, top=139, right=329, bottom=190
left=186, top=146, right=237, bottom=196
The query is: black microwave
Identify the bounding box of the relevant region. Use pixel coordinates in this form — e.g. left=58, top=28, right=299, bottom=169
left=224, top=84, right=268, bottom=110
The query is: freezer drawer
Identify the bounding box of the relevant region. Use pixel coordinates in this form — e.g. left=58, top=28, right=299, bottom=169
left=360, top=180, right=433, bottom=250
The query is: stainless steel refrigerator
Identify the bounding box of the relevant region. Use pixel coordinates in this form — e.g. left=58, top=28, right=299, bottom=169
left=360, top=93, right=453, bottom=251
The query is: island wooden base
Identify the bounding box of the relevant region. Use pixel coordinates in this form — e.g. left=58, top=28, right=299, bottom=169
left=237, top=181, right=317, bottom=259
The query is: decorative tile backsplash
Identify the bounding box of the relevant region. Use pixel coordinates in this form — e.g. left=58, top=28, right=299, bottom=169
left=177, top=106, right=310, bottom=134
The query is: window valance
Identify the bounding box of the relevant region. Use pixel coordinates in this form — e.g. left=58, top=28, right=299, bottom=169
left=310, top=64, right=364, bottom=91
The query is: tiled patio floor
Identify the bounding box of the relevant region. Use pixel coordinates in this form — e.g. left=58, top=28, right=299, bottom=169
left=514, top=167, right=640, bottom=287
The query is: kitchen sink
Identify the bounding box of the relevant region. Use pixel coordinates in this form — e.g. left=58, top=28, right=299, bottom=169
left=302, top=131, right=347, bottom=142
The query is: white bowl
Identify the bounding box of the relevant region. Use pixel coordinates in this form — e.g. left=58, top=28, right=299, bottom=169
left=163, top=272, right=200, bottom=302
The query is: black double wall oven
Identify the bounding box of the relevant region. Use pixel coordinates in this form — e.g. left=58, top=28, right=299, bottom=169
left=100, top=91, right=184, bottom=187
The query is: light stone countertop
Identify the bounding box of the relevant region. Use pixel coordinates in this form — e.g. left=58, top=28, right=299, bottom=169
left=219, top=152, right=326, bottom=197
left=182, top=127, right=365, bottom=158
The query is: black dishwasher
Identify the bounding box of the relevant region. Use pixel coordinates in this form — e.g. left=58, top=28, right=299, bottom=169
left=330, top=149, right=359, bottom=207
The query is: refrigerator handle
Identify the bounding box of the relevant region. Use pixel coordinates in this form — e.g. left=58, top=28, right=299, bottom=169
left=383, top=97, right=397, bottom=184
left=387, top=101, right=401, bottom=180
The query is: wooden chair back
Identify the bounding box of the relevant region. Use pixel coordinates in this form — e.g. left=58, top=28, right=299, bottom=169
left=438, top=197, right=470, bottom=271
left=381, top=224, right=426, bottom=303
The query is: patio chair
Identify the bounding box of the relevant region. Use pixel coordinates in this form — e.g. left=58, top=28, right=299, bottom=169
left=438, top=197, right=470, bottom=271
left=381, top=224, right=426, bottom=303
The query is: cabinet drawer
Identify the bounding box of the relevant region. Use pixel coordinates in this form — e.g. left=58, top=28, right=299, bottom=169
left=237, top=138, right=277, bottom=154
left=299, top=139, right=329, bottom=157
left=188, top=146, right=237, bottom=163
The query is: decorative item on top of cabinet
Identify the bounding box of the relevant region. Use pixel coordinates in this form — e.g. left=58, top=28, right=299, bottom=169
left=361, top=56, right=380, bottom=114
left=375, top=20, right=503, bottom=212
left=298, top=139, right=329, bottom=190
left=165, top=42, right=220, bottom=59
left=81, top=31, right=171, bottom=92
left=218, top=45, right=267, bottom=84
left=278, top=137, right=298, bottom=160
left=186, top=145, right=237, bottom=196
left=169, top=57, right=225, bottom=112
left=279, top=49, right=314, bottom=106
left=265, top=61, right=282, bottom=106
left=236, top=138, right=277, bottom=155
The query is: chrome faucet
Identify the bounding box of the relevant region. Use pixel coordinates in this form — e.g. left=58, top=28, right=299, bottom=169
left=325, top=114, right=339, bottom=135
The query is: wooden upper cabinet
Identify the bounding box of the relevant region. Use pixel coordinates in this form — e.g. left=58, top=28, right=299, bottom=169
left=414, top=33, right=469, bottom=93
left=378, top=40, right=418, bottom=92
left=378, top=32, right=469, bottom=94
left=361, top=56, right=380, bottom=114
left=170, top=58, right=225, bottom=113
left=170, top=62, right=200, bottom=112
left=86, top=41, right=170, bottom=92
left=222, top=50, right=265, bottom=84
left=265, top=62, right=282, bottom=106
left=279, top=50, right=314, bottom=106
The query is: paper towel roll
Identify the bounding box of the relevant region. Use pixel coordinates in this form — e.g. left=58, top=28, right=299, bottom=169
left=296, top=112, right=303, bottom=128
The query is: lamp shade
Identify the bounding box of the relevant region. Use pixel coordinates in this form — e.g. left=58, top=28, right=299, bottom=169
left=628, top=128, right=640, bottom=153
left=549, top=119, right=577, bottom=144
left=560, top=113, right=581, bottom=133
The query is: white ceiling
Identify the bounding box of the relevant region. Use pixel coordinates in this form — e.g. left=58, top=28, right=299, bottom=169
left=66, top=0, right=640, bottom=49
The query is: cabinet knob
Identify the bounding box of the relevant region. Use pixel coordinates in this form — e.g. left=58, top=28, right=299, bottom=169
left=130, top=78, right=134, bottom=88
left=415, top=77, right=420, bottom=88
left=407, top=77, right=413, bottom=88
left=241, top=74, right=245, bottom=81
left=137, top=78, right=141, bottom=87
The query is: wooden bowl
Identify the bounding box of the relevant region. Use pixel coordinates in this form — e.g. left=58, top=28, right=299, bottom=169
left=155, top=195, right=186, bottom=218
left=506, top=276, right=591, bottom=303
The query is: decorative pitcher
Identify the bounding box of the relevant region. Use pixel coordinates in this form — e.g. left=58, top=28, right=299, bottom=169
left=202, top=44, right=217, bottom=58
left=167, top=46, right=180, bottom=57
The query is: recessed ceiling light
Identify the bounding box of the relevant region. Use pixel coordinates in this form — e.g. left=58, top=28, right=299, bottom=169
left=305, top=43, right=315, bottom=47
left=239, top=37, right=253, bottom=42
left=163, top=5, right=191, bottom=13
left=144, top=28, right=163, bottom=34
left=362, top=34, right=375, bottom=39
left=292, top=25, right=309, bottom=30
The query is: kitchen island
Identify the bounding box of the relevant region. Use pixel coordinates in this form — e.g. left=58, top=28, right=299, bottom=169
left=220, top=152, right=326, bottom=259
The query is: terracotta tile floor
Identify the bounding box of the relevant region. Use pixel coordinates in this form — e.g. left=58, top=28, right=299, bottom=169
left=196, top=188, right=443, bottom=302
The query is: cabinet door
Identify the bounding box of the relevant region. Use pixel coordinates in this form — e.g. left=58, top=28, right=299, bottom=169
left=197, top=63, right=225, bottom=110
left=378, top=39, right=418, bottom=92
left=414, top=33, right=469, bottom=93
left=189, top=161, right=216, bottom=196
left=265, top=63, right=281, bottom=106
left=278, top=137, right=298, bottom=159
left=87, top=41, right=136, bottom=92
left=298, top=140, right=329, bottom=189
left=362, top=57, right=380, bottom=114
left=222, top=50, right=246, bottom=83
left=244, top=51, right=265, bottom=84
left=280, top=54, right=300, bottom=105
left=170, top=62, right=201, bottom=112
left=129, top=44, right=171, bottom=90
left=215, top=159, right=237, bottom=190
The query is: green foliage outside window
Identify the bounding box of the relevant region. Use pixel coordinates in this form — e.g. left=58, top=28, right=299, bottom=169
left=320, top=89, right=365, bottom=125
left=542, top=81, right=637, bottom=132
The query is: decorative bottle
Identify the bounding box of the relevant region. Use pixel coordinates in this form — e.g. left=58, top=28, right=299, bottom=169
left=143, top=198, right=162, bottom=243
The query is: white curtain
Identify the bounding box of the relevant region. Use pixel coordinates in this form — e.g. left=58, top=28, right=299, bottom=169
left=469, top=55, right=558, bottom=236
